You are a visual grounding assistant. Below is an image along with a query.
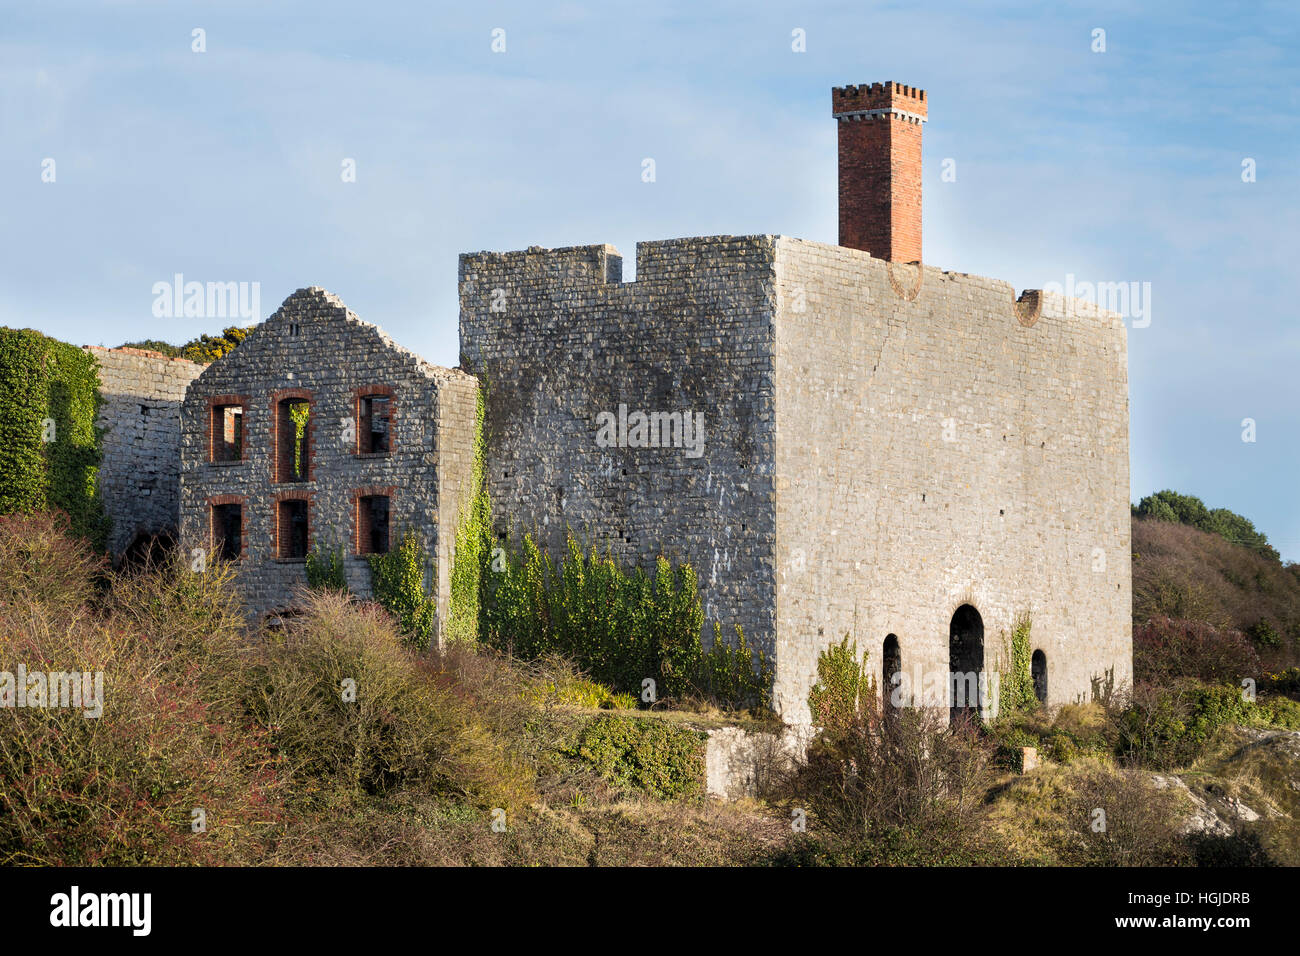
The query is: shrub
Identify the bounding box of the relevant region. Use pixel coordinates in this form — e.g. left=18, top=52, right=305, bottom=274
left=770, top=822, right=1004, bottom=867
left=481, top=530, right=770, bottom=709
left=367, top=528, right=436, bottom=650
left=1248, top=619, right=1282, bottom=648
left=806, top=635, right=868, bottom=733
left=0, top=511, right=105, bottom=623
left=793, top=640, right=996, bottom=845
left=795, top=704, right=995, bottom=842
left=523, top=673, right=636, bottom=710
left=1134, top=616, right=1260, bottom=685
left=305, top=543, right=348, bottom=594
left=248, top=591, right=531, bottom=808
left=1109, top=681, right=1283, bottom=769
left=566, top=715, right=705, bottom=799
left=1261, top=667, right=1300, bottom=699
left=0, top=528, right=281, bottom=865
left=1053, top=766, right=1190, bottom=866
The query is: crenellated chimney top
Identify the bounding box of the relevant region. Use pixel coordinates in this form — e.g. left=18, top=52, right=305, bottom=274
left=832, top=81, right=927, bottom=262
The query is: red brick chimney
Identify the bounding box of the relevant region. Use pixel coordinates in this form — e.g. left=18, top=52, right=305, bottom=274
left=832, top=82, right=927, bottom=263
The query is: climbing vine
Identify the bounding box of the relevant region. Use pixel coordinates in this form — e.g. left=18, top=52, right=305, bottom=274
left=0, top=328, right=109, bottom=549
left=997, top=613, right=1036, bottom=718
left=367, top=527, right=436, bottom=650
left=807, top=635, right=870, bottom=732
left=446, top=383, right=491, bottom=645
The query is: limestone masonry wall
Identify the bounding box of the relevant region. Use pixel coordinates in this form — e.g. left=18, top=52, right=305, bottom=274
left=87, top=346, right=208, bottom=557
left=459, top=238, right=781, bottom=658
left=771, top=238, right=1132, bottom=721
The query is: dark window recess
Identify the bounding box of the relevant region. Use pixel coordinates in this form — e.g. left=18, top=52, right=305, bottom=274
left=279, top=499, right=309, bottom=559
left=212, top=503, right=242, bottom=560
left=1032, top=650, right=1048, bottom=704
left=277, top=399, right=310, bottom=482
left=212, top=404, right=244, bottom=462
left=359, top=395, right=391, bottom=454
left=358, top=495, right=390, bottom=554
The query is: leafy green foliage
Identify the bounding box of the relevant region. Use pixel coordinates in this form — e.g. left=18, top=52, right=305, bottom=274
left=480, top=530, right=771, bottom=709
left=566, top=715, right=705, bottom=799
left=1136, top=489, right=1279, bottom=562
left=1111, top=681, right=1300, bottom=769
left=116, top=339, right=181, bottom=358
left=122, top=326, right=250, bottom=363
left=997, top=614, right=1036, bottom=717
left=288, top=401, right=309, bottom=480
left=447, top=385, right=491, bottom=645
left=305, top=543, right=348, bottom=594
left=0, top=328, right=109, bottom=549
left=366, top=528, right=436, bottom=650
left=806, top=635, right=868, bottom=732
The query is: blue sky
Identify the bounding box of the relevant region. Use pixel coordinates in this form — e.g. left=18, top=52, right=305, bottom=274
left=2, top=1, right=1298, bottom=557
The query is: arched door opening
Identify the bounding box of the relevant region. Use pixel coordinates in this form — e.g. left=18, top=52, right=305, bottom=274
left=882, top=634, right=902, bottom=712
left=1031, top=649, right=1048, bottom=704
left=948, top=604, right=984, bottom=724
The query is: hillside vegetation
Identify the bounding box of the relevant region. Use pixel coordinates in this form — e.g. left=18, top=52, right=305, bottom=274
left=3, top=490, right=1299, bottom=866
left=1132, top=516, right=1300, bottom=672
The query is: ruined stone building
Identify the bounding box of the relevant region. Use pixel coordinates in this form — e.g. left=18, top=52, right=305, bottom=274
left=174, top=289, right=478, bottom=622
left=87, top=81, right=1132, bottom=724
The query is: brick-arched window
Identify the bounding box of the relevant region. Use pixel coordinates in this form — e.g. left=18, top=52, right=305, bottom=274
left=207, top=395, right=249, bottom=463
left=274, top=490, right=313, bottom=560
left=271, top=388, right=314, bottom=483
left=208, top=494, right=246, bottom=561
left=354, top=385, right=396, bottom=456
left=352, top=485, right=396, bottom=555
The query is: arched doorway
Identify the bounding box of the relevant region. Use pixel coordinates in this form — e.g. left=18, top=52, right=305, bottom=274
left=1031, top=649, right=1048, bottom=704
left=882, top=634, right=902, bottom=711
left=948, top=604, right=984, bottom=724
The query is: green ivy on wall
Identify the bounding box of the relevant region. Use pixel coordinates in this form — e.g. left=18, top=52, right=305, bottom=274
left=997, top=613, right=1037, bottom=719
left=0, top=328, right=109, bottom=549
left=446, top=383, right=491, bottom=645
left=367, top=527, right=436, bottom=650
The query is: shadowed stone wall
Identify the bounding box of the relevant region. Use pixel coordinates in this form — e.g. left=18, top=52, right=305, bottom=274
left=460, top=238, right=780, bottom=663
left=87, top=346, right=208, bottom=559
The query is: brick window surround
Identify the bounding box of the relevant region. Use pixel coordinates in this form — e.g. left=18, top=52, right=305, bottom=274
left=271, top=388, right=315, bottom=483
left=354, top=385, right=397, bottom=456
left=207, top=493, right=247, bottom=561
left=273, top=489, right=313, bottom=560
left=352, top=485, right=396, bottom=555
left=206, top=395, right=250, bottom=464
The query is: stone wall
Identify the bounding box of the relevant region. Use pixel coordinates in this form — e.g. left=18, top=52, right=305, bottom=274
left=459, top=238, right=780, bottom=659
left=86, top=346, right=208, bottom=558
left=178, top=288, right=479, bottom=629
left=771, top=238, right=1133, bottom=722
